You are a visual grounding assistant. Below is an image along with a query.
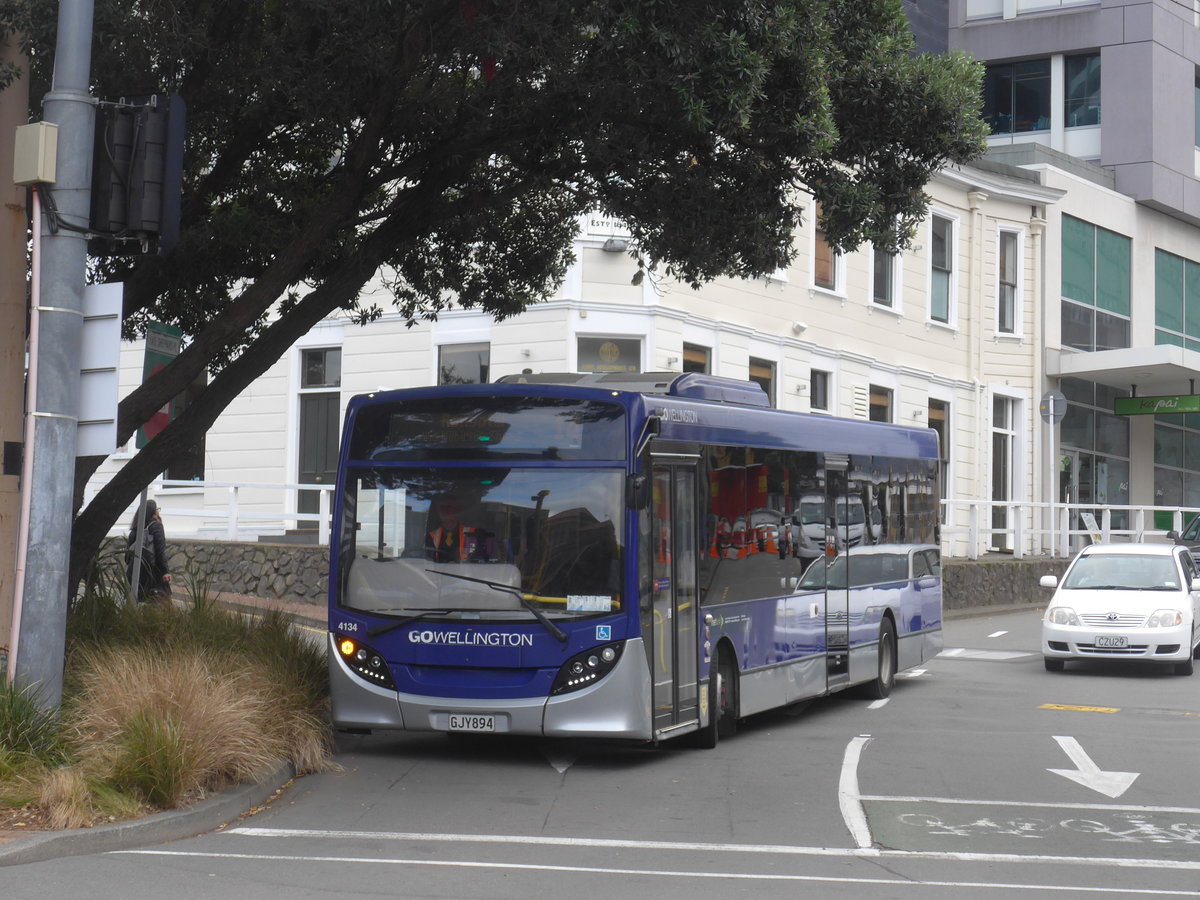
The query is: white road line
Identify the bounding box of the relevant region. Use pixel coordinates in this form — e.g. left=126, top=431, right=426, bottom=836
left=115, top=848, right=1200, bottom=890
left=867, top=699, right=890, bottom=710
left=856, top=794, right=1200, bottom=815
left=988, top=631, right=1008, bottom=638
left=941, top=647, right=965, bottom=656
left=839, top=735, right=873, bottom=849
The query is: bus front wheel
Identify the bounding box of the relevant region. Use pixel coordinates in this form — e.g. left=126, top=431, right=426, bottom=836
left=694, top=649, right=738, bottom=748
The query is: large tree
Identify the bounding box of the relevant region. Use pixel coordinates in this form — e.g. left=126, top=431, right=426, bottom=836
left=0, top=0, right=986, bottom=592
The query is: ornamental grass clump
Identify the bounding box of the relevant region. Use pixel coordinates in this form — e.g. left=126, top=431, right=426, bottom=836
left=67, top=648, right=293, bottom=810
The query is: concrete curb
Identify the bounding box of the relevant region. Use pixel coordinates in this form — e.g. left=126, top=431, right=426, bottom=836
left=0, top=765, right=295, bottom=868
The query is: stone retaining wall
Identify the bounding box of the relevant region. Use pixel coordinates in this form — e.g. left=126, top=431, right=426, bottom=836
left=158, top=539, right=1071, bottom=614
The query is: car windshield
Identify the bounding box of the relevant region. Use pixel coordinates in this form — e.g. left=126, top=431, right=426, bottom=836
left=337, top=467, right=624, bottom=619
left=1061, top=553, right=1182, bottom=591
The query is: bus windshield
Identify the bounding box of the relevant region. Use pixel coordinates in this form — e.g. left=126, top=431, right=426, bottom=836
left=337, top=467, right=624, bottom=620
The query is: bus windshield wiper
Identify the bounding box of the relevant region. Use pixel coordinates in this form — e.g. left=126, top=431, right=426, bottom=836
left=425, top=569, right=569, bottom=642
left=366, top=609, right=473, bottom=638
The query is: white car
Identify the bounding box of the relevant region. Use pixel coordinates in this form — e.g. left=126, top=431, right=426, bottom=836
left=1040, top=543, right=1200, bottom=675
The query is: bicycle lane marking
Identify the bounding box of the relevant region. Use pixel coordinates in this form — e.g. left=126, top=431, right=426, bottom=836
left=840, top=736, right=1200, bottom=865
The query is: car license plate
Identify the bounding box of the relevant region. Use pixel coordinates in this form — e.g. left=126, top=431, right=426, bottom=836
left=448, top=714, right=495, bottom=732
left=1094, top=635, right=1128, bottom=648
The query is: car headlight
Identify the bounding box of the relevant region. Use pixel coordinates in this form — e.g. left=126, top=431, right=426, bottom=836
left=1046, top=607, right=1080, bottom=626
left=1147, top=609, right=1183, bottom=628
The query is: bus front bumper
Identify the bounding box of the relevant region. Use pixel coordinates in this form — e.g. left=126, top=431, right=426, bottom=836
left=329, top=635, right=653, bottom=740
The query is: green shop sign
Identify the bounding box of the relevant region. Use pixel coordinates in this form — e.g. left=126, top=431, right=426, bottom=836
left=1114, top=395, right=1200, bottom=416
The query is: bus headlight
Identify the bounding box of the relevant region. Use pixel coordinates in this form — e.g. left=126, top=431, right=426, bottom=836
left=551, top=642, right=624, bottom=695
left=336, top=634, right=396, bottom=689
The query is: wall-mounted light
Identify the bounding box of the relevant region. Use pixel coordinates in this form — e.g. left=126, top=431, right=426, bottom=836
left=792, top=321, right=808, bottom=335
left=521, top=348, right=532, bottom=358
left=602, top=237, right=628, bottom=252
left=795, top=383, right=808, bottom=393
left=912, top=409, right=926, bottom=420
left=666, top=356, right=679, bottom=366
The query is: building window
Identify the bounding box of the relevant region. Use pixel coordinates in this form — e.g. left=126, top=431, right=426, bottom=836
left=749, top=357, right=775, bottom=406
left=1060, top=378, right=1131, bottom=529
left=872, top=246, right=898, bottom=309
left=982, top=59, right=1050, bottom=134
left=578, top=337, right=640, bottom=373
left=991, top=396, right=1016, bottom=551
left=438, top=342, right=489, bottom=385
left=997, top=230, right=1019, bottom=334
left=1154, top=249, right=1200, bottom=352
left=930, top=214, right=954, bottom=325
left=298, top=347, right=342, bottom=529
left=683, top=343, right=710, bottom=374
left=1154, top=413, right=1200, bottom=530
left=166, top=373, right=207, bottom=482
left=1061, top=215, right=1130, bottom=352
left=1195, top=79, right=1200, bottom=147
left=812, top=202, right=838, bottom=292
left=302, top=347, right=341, bottom=388
left=1065, top=54, right=1101, bottom=127
left=869, top=385, right=892, bottom=423
left=811, top=369, right=830, bottom=412
left=928, top=399, right=949, bottom=499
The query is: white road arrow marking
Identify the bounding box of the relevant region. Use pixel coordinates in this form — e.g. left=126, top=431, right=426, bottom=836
left=1047, top=735, right=1139, bottom=799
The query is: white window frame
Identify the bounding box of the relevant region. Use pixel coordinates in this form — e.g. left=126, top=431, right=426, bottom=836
left=869, top=243, right=903, bottom=313
left=996, top=227, right=1024, bottom=336
left=810, top=203, right=846, bottom=296
left=928, top=211, right=959, bottom=328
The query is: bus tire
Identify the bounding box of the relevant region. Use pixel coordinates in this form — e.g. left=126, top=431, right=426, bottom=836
left=694, top=649, right=737, bottom=748
left=861, top=618, right=896, bottom=700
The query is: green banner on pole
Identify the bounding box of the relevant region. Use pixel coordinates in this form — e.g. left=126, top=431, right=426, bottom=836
left=137, top=322, right=183, bottom=448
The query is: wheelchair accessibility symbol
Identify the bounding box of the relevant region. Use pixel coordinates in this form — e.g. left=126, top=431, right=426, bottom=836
left=596, top=625, right=612, bottom=640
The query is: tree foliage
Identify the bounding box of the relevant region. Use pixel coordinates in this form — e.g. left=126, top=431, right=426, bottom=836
left=0, top=0, right=985, bottom=588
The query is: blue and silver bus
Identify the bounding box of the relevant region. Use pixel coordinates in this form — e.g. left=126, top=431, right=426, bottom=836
left=329, top=372, right=942, bottom=747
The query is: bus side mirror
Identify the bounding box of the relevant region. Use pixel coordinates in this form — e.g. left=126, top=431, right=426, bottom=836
left=626, top=474, right=650, bottom=510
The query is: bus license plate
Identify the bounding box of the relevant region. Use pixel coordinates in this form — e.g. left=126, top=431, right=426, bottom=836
left=449, top=714, right=495, bottom=732
left=1095, top=635, right=1128, bottom=648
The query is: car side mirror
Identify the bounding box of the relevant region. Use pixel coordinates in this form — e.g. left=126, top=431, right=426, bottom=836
left=1039, top=575, right=1058, bottom=589
left=1191, top=576, right=1200, bottom=592
left=1167, top=530, right=1180, bottom=541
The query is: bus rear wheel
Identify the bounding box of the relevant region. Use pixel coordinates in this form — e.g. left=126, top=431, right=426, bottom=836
left=860, top=619, right=896, bottom=700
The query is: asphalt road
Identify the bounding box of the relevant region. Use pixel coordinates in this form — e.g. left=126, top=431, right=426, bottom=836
left=7, top=607, right=1200, bottom=898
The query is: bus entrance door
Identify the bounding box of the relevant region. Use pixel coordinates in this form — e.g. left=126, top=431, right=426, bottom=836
left=650, top=461, right=700, bottom=739
left=825, top=464, right=851, bottom=690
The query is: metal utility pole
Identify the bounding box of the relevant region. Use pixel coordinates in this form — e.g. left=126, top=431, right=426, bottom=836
left=11, top=0, right=94, bottom=709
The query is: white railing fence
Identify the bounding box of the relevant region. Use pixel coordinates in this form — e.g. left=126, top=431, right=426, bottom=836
left=89, top=477, right=1200, bottom=560
left=89, top=478, right=336, bottom=546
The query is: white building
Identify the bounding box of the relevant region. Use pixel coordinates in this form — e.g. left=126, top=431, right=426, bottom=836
left=93, top=1, right=1200, bottom=558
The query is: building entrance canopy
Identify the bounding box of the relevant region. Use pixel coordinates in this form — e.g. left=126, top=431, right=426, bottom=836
left=1046, top=345, right=1200, bottom=398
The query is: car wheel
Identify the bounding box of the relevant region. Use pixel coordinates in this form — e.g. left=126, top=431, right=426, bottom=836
left=1044, top=657, right=1065, bottom=672
left=860, top=618, right=897, bottom=700
left=1175, top=656, right=1194, bottom=676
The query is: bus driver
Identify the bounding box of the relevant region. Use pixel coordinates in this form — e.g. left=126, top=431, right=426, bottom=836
left=425, top=496, right=486, bottom=562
